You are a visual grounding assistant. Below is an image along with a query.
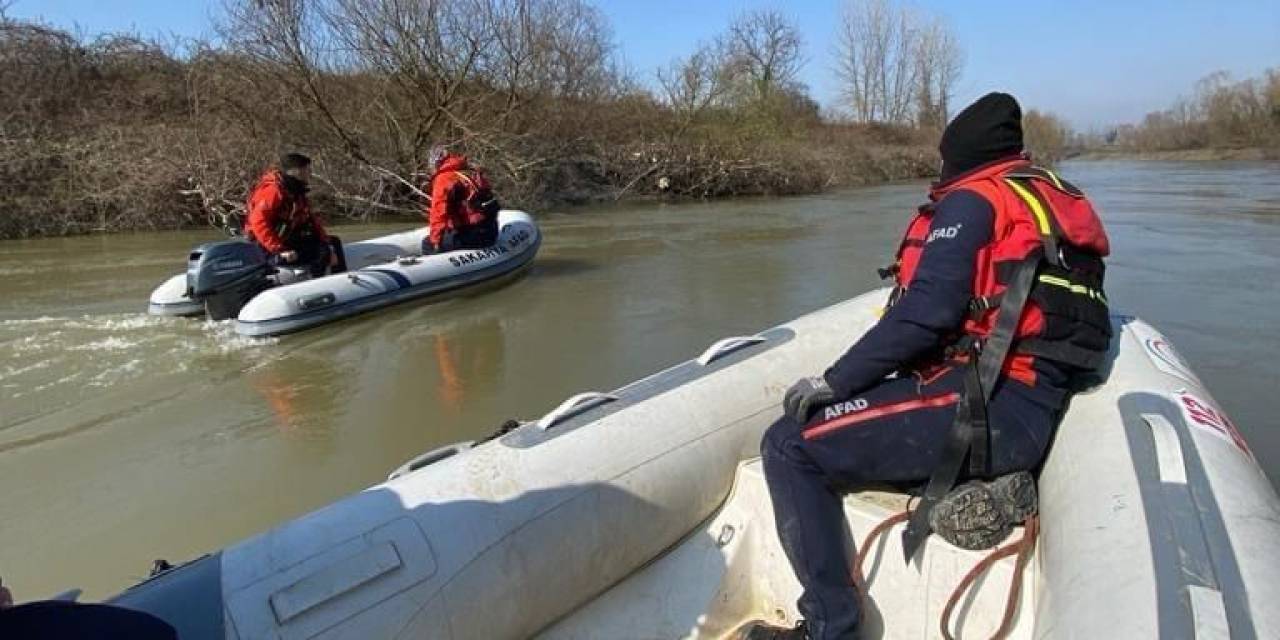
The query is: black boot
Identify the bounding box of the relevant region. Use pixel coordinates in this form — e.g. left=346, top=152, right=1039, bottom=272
left=733, top=619, right=809, bottom=640
left=929, top=471, right=1037, bottom=550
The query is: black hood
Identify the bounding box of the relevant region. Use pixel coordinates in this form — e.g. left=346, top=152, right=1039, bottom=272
left=939, top=92, right=1024, bottom=181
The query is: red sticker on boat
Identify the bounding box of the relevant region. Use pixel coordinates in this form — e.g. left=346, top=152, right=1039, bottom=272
left=1177, top=392, right=1253, bottom=458
left=1146, top=338, right=1198, bottom=382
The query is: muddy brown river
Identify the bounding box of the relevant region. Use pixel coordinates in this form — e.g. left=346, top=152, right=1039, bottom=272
left=1, top=160, right=1278, bottom=601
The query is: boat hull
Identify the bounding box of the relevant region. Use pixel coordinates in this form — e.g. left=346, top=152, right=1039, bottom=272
left=145, top=211, right=540, bottom=337
left=106, top=291, right=1280, bottom=639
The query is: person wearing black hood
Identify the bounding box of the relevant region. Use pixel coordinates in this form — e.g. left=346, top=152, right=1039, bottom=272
left=245, top=153, right=347, bottom=277
left=740, top=93, right=1111, bottom=639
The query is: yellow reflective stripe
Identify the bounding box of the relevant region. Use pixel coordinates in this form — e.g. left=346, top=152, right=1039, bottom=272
left=1043, top=168, right=1065, bottom=190
left=1005, top=178, right=1052, bottom=236
left=1037, top=274, right=1106, bottom=302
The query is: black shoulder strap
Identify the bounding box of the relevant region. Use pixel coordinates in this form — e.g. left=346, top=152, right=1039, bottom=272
left=1005, top=166, right=1084, bottom=197
left=901, top=253, right=1040, bottom=562
left=901, top=170, right=1066, bottom=562
left=976, top=252, right=1040, bottom=401
left=1004, top=177, right=1062, bottom=268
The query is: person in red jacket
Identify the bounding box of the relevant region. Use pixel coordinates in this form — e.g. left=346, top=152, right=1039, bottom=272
left=423, top=146, right=501, bottom=254
left=245, top=153, right=345, bottom=276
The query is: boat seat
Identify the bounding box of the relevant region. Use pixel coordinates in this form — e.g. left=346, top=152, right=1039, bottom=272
left=852, top=488, right=914, bottom=513
left=538, top=460, right=1035, bottom=640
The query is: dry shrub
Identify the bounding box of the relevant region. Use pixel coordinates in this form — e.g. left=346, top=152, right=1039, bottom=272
left=1023, top=109, right=1072, bottom=166
left=0, top=4, right=939, bottom=239
left=1111, top=69, right=1280, bottom=152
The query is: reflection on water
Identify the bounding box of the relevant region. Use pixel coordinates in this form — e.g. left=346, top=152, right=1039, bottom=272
left=247, top=353, right=347, bottom=445
left=431, top=317, right=506, bottom=416
left=0, top=160, right=1277, bottom=601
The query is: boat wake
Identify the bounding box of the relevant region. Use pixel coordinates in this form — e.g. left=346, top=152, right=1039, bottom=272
left=1, top=313, right=278, bottom=435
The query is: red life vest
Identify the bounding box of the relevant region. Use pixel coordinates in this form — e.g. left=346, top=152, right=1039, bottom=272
left=888, top=156, right=1112, bottom=385
left=452, top=169, right=500, bottom=225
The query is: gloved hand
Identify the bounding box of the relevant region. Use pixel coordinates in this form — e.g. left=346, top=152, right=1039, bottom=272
left=783, top=376, right=836, bottom=423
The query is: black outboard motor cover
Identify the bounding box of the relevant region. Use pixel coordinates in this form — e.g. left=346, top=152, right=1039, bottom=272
left=186, top=240, right=270, bottom=321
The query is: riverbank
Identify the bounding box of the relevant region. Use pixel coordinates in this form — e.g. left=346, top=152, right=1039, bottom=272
left=0, top=8, right=948, bottom=241
left=1072, top=147, right=1279, bottom=162
left=0, top=140, right=937, bottom=240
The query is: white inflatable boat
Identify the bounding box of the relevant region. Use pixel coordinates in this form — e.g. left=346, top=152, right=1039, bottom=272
left=147, top=210, right=539, bottom=337
left=104, top=290, right=1279, bottom=639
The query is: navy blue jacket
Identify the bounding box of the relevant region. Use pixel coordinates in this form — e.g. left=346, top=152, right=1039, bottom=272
left=823, top=190, right=1072, bottom=408
left=824, top=190, right=993, bottom=398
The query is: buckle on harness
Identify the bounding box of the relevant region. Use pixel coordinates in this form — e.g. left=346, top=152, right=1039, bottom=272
left=969, top=296, right=995, bottom=314
left=943, top=335, right=983, bottom=362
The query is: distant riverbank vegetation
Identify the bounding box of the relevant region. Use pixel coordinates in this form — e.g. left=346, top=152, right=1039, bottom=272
left=5, top=0, right=1002, bottom=238
left=1079, top=70, right=1280, bottom=159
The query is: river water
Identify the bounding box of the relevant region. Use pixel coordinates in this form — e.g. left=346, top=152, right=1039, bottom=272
left=1, top=160, right=1278, bottom=601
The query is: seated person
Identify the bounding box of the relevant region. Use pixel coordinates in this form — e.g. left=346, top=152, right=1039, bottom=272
left=743, top=93, right=1112, bottom=640
left=245, top=152, right=346, bottom=277
left=423, top=145, right=501, bottom=254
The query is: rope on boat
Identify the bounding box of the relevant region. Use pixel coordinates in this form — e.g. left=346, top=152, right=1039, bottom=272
left=851, top=511, right=1040, bottom=640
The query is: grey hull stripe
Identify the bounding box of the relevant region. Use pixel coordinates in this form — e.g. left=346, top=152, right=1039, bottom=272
left=235, top=236, right=539, bottom=337
left=503, top=326, right=796, bottom=449
left=367, top=268, right=412, bottom=289
left=1119, top=393, right=1255, bottom=639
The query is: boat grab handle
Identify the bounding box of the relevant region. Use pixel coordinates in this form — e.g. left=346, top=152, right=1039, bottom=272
left=536, top=392, right=619, bottom=430
left=696, top=335, right=766, bottom=366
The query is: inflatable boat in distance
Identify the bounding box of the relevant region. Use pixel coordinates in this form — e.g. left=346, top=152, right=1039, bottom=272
left=146, top=210, right=539, bottom=337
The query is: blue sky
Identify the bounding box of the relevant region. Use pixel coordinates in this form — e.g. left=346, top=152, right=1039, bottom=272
left=8, top=0, right=1279, bottom=129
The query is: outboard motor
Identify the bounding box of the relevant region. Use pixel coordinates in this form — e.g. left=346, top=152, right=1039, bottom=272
left=186, top=240, right=271, bottom=321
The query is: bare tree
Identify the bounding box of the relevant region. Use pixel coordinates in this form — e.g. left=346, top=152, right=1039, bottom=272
left=216, top=0, right=619, bottom=207
left=657, top=39, right=734, bottom=134
left=835, top=0, right=917, bottom=124
left=725, top=10, right=804, bottom=104
left=835, top=0, right=958, bottom=126
left=914, top=16, right=961, bottom=128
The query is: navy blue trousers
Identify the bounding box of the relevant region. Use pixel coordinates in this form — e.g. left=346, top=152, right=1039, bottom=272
left=422, top=220, right=500, bottom=254
left=760, top=366, right=1059, bottom=640
left=290, top=235, right=346, bottom=276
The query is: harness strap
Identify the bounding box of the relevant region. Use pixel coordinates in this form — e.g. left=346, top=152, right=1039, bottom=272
left=968, top=293, right=1003, bottom=319
left=1004, top=177, right=1062, bottom=267
left=976, top=253, right=1038, bottom=400
left=1006, top=166, right=1084, bottom=197
left=900, top=367, right=978, bottom=561
left=900, top=171, right=1084, bottom=561
left=901, top=253, right=1040, bottom=562
left=966, top=356, right=991, bottom=477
